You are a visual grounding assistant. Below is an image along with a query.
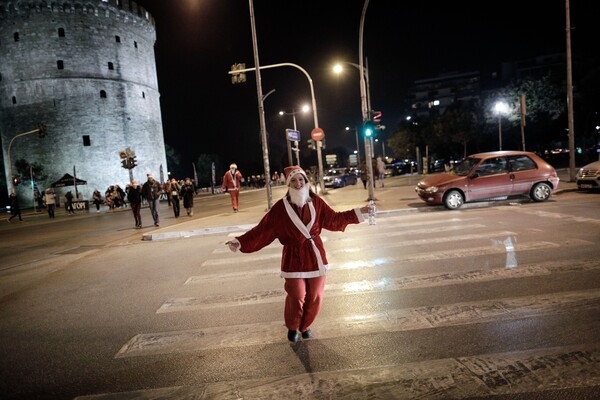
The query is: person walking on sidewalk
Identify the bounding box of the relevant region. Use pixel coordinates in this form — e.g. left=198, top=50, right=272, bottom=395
left=226, top=166, right=370, bottom=343
left=7, top=192, right=22, bottom=222
left=65, top=190, right=75, bottom=215
left=222, top=163, right=243, bottom=212
left=180, top=177, right=195, bottom=216
left=126, top=180, right=143, bottom=229
left=43, top=188, right=56, bottom=219
left=168, top=178, right=181, bottom=218
left=142, top=173, right=161, bottom=227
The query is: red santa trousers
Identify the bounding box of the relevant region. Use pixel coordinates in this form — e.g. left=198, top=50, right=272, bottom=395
left=228, top=188, right=240, bottom=210
left=283, top=276, right=326, bottom=332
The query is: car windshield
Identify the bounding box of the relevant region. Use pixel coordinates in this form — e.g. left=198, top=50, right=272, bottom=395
left=451, top=157, right=480, bottom=176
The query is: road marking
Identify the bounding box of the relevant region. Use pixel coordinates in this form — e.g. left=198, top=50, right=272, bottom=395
left=119, top=288, right=600, bottom=357
left=162, top=259, right=599, bottom=312
left=82, top=345, right=600, bottom=399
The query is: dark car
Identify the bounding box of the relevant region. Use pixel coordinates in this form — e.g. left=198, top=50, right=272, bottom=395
left=576, top=160, right=600, bottom=190
left=415, top=151, right=560, bottom=210
left=323, top=168, right=358, bottom=188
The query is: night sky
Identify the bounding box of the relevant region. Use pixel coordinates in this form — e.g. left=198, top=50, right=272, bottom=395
left=133, top=0, right=595, bottom=177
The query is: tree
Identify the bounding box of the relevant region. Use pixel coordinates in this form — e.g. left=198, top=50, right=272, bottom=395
left=194, top=153, right=222, bottom=187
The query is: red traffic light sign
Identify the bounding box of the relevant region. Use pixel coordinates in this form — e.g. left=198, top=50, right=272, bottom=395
left=310, top=127, right=325, bottom=141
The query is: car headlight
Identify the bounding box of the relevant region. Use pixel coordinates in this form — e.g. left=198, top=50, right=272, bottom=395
left=424, top=186, right=439, bottom=193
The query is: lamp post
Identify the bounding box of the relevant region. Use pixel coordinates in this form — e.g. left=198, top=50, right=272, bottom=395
left=279, top=104, right=309, bottom=166
left=494, top=101, right=509, bottom=151
left=6, top=124, right=46, bottom=195
left=229, top=61, right=326, bottom=194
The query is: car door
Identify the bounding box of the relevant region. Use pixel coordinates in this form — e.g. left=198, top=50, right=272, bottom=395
left=465, top=156, right=512, bottom=201
left=508, top=154, right=539, bottom=195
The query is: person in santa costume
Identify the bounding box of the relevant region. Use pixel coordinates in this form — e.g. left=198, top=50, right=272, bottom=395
left=222, top=163, right=243, bottom=212
left=226, top=165, right=370, bottom=343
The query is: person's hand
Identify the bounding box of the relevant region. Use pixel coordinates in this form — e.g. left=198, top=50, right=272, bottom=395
left=226, top=240, right=240, bottom=252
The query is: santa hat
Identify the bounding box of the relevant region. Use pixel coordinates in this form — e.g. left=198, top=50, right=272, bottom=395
left=284, top=165, right=307, bottom=185
left=230, top=163, right=237, bottom=170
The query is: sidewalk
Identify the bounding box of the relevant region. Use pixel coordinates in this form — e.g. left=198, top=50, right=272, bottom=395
left=143, top=169, right=577, bottom=241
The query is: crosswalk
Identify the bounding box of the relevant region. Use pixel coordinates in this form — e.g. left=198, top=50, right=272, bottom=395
left=76, top=210, right=600, bottom=399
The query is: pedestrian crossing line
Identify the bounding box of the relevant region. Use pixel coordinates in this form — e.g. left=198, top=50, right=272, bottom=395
left=514, top=208, right=600, bottom=225
left=87, top=344, right=600, bottom=399
left=118, top=289, right=600, bottom=357
left=96, top=343, right=600, bottom=399
left=329, top=223, right=489, bottom=243
left=159, top=259, right=599, bottom=313
left=204, top=229, right=514, bottom=266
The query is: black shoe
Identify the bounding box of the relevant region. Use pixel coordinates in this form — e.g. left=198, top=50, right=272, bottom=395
left=301, top=329, right=313, bottom=339
left=287, top=329, right=298, bottom=343
left=154, top=222, right=159, bottom=227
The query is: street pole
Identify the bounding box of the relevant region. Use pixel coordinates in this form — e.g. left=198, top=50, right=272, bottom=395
left=248, top=0, right=272, bottom=209
left=229, top=62, right=325, bottom=193
left=359, top=0, right=374, bottom=200
left=7, top=126, right=44, bottom=195
left=565, top=0, right=576, bottom=181
left=498, top=114, right=503, bottom=151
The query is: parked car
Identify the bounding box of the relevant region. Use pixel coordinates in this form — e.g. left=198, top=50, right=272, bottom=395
left=415, top=151, right=560, bottom=210
left=576, top=160, right=600, bottom=190
left=323, top=168, right=358, bottom=188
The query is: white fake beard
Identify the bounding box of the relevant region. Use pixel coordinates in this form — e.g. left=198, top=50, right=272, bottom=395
left=289, top=183, right=310, bottom=207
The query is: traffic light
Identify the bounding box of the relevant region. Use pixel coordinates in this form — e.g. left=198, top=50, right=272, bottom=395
left=121, top=159, right=129, bottom=169
left=307, top=138, right=316, bottom=150
left=363, top=120, right=376, bottom=138
left=129, top=156, right=137, bottom=168
left=370, top=110, right=382, bottom=123
left=12, top=176, right=21, bottom=186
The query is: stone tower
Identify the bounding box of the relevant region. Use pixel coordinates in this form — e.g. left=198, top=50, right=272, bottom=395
left=0, top=0, right=167, bottom=201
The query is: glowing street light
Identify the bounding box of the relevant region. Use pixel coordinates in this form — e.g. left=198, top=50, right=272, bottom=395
left=494, top=101, right=509, bottom=150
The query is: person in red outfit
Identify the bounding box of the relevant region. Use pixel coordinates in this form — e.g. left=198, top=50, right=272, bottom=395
left=226, top=166, right=370, bottom=343
left=222, top=163, right=243, bottom=212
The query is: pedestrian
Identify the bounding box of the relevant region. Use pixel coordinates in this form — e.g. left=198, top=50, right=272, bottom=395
left=7, top=192, right=22, bottom=222
left=222, top=163, right=243, bottom=212
left=43, top=188, right=56, bottom=218
left=126, top=180, right=143, bottom=228
left=168, top=178, right=181, bottom=218
left=225, top=165, right=370, bottom=343
left=359, top=161, right=368, bottom=189
left=92, top=189, right=103, bottom=213
left=65, top=190, right=75, bottom=215
left=180, top=177, right=195, bottom=216
left=142, top=172, right=161, bottom=226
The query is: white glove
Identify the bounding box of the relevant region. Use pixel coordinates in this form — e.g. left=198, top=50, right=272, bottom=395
left=226, top=239, right=240, bottom=252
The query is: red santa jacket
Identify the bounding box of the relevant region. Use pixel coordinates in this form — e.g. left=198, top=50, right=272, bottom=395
left=236, top=194, right=364, bottom=278
left=222, top=170, right=243, bottom=191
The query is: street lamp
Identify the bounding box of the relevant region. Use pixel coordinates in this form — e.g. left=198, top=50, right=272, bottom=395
left=494, top=101, right=509, bottom=151
left=279, top=104, right=309, bottom=166
left=6, top=124, right=46, bottom=195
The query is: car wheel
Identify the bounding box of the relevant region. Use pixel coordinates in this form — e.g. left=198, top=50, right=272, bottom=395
left=530, top=182, right=551, bottom=202
left=443, top=190, right=464, bottom=210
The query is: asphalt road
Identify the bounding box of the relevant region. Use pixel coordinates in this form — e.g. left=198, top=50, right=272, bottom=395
left=0, top=177, right=598, bottom=399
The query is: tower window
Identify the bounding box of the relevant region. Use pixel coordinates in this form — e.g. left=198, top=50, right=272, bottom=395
left=58, top=28, right=65, bottom=37
left=83, top=135, right=91, bottom=146
left=115, top=35, right=121, bottom=43
left=134, top=41, right=138, bottom=48
left=108, top=62, right=114, bottom=70
left=57, top=60, right=64, bottom=69
left=14, top=32, right=19, bottom=42
left=12, top=96, right=17, bottom=104
left=100, top=90, right=107, bottom=98
left=142, top=91, right=145, bottom=98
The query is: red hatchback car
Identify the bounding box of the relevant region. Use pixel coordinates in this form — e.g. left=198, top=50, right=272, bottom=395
left=415, top=151, right=560, bottom=209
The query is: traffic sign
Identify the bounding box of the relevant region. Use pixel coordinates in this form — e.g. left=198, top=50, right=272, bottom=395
left=311, top=127, right=325, bottom=141
left=286, top=129, right=300, bottom=141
